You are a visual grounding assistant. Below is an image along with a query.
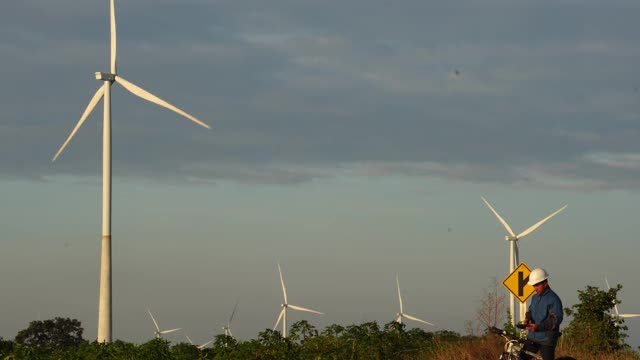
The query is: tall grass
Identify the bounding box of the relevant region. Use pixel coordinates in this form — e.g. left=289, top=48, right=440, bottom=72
left=429, top=335, right=640, bottom=360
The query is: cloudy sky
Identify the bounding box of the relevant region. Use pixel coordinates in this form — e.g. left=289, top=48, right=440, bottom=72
left=2, top=0, right=640, bottom=348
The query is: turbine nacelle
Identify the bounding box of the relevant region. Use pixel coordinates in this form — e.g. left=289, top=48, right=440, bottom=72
left=95, top=72, right=116, bottom=81
left=505, top=235, right=517, bottom=241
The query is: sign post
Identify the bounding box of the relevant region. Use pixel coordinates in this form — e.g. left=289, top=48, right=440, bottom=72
left=502, top=262, right=535, bottom=323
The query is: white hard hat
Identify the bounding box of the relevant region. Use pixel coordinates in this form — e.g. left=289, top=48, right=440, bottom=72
left=528, top=268, right=549, bottom=286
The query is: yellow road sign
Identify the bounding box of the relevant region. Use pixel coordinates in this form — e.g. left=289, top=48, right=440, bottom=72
left=503, top=262, right=535, bottom=303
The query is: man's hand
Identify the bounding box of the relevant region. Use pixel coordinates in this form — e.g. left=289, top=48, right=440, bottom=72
left=525, top=323, right=538, bottom=332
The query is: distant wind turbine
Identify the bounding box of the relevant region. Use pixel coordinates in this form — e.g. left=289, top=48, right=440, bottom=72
left=185, top=334, right=213, bottom=350
left=148, top=309, right=182, bottom=339
left=606, top=277, right=640, bottom=319
left=273, top=263, right=323, bottom=338
left=395, top=275, right=434, bottom=327
left=51, top=0, right=209, bottom=343
left=222, top=301, right=239, bottom=337
left=481, top=196, right=566, bottom=326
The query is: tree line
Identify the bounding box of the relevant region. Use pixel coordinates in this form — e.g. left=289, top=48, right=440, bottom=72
left=1, top=284, right=639, bottom=359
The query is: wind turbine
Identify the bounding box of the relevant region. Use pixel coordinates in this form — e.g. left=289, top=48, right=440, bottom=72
left=51, top=0, right=209, bottom=343
left=395, top=275, right=434, bottom=327
left=148, top=309, right=182, bottom=339
left=185, top=334, right=213, bottom=350
left=222, top=300, right=239, bottom=337
left=605, top=277, right=640, bottom=319
left=481, top=196, right=566, bottom=326
left=273, top=263, right=323, bottom=338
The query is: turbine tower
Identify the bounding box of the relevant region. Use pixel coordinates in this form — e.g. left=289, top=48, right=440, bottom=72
left=273, top=263, right=323, bottom=338
left=481, top=196, right=566, bottom=326
left=148, top=309, right=182, bottom=339
left=606, top=277, right=640, bottom=319
left=395, top=275, right=434, bottom=327
left=222, top=301, right=239, bottom=337
left=52, top=0, right=209, bottom=343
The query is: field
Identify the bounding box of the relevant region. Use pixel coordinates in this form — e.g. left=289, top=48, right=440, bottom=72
left=432, top=335, right=640, bottom=360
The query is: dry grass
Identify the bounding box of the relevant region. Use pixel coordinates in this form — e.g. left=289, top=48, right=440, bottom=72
left=429, top=336, right=504, bottom=360
left=428, top=335, right=640, bottom=360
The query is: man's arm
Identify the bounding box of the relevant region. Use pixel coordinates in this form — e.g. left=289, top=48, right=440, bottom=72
left=538, top=296, right=563, bottom=331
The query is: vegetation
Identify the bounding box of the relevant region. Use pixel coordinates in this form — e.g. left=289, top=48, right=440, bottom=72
left=1, top=284, right=639, bottom=359
left=0, top=320, right=473, bottom=359
left=14, top=317, right=84, bottom=350
left=562, top=283, right=631, bottom=354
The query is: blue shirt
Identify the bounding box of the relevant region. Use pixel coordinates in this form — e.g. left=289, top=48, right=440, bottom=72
left=526, top=286, right=563, bottom=346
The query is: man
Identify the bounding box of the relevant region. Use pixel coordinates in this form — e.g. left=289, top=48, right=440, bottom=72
left=523, top=268, right=563, bottom=360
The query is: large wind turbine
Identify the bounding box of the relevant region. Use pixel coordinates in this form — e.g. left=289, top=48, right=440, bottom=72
left=148, top=309, right=182, bottom=339
left=481, top=196, right=566, bottom=325
left=51, top=0, right=209, bottom=343
left=395, top=275, right=434, bottom=327
left=273, top=263, right=323, bottom=338
left=222, top=301, right=239, bottom=337
left=185, top=334, right=213, bottom=350
left=606, top=277, right=640, bottom=319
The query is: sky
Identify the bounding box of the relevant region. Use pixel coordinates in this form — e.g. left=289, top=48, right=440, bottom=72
left=1, top=0, right=640, bottom=349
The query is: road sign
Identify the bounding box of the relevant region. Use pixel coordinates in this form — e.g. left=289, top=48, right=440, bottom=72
left=503, top=262, right=535, bottom=303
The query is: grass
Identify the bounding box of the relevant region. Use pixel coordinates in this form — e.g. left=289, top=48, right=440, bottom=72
left=429, top=335, right=640, bottom=360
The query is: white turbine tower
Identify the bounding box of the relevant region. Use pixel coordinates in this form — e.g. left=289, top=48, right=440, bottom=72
left=395, top=275, right=434, bottom=327
left=222, top=301, right=239, bottom=337
left=51, top=0, right=209, bottom=343
left=606, top=277, right=640, bottom=319
left=481, top=196, right=566, bottom=326
left=273, top=263, right=323, bottom=338
left=148, top=309, right=182, bottom=339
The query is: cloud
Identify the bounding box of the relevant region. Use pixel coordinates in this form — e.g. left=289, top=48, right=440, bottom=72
left=584, top=152, right=640, bottom=171
left=2, top=1, right=640, bottom=190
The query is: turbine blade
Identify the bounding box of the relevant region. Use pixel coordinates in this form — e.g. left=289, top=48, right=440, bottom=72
left=404, top=313, right=434, bottom=326
left=481, top=196, right=516, bottom=237
left=620, top=314, right=640, bottom=318
left=160, top=328, right=181, bottom=334
left=185, top=334, right=193, bottom=344
left=115, top=75, right=210, bottom=129
left=147, top=309, right=161, bottom=332
left=198, top=340, right=213, bottom=349
left=396, top=315, right=402, bottom=323
left=278, top=263, right=288, bottom=304
left=274, top=308, right=285, bottom=330
left=517, top=205, right=567, bottom=239
left=52, top=86, right=105, bottom=161
left=288, top=304, right=324, bottom=315
left=110, top=0, right=117, bottom=73
left=605, top=277, right=622, bottom=316
left=229, top=300, right=239, bottom=323
left=396, top=275, right=404, bottom=313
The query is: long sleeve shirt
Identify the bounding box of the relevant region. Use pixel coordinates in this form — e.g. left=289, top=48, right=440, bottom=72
left=526, top=286, right=563, bottom=346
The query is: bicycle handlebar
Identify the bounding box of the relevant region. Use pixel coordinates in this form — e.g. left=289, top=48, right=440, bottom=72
left=488, top=327, right=521, bottom=341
